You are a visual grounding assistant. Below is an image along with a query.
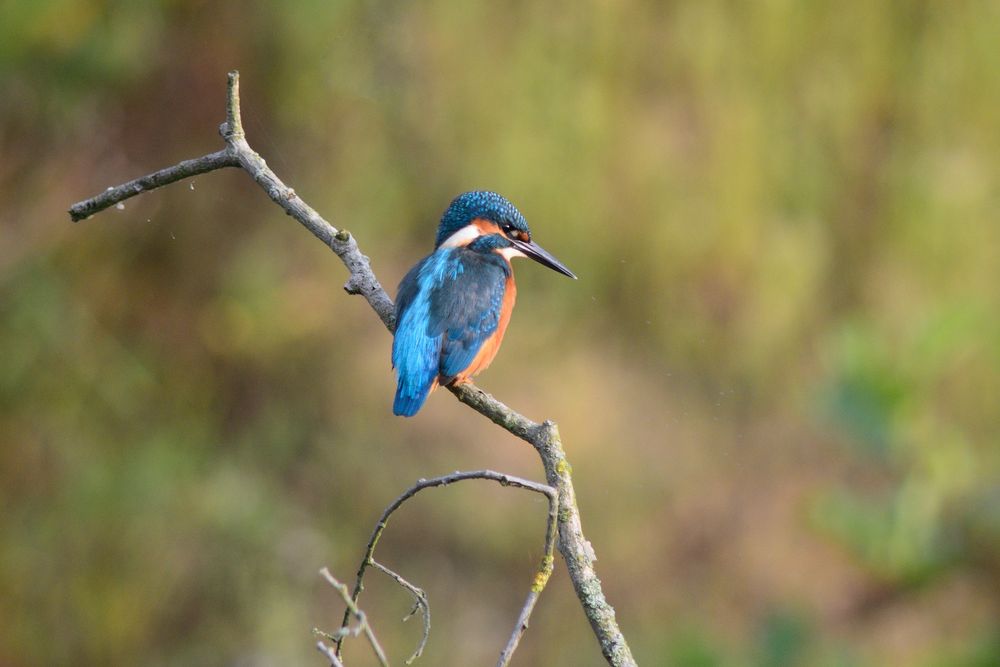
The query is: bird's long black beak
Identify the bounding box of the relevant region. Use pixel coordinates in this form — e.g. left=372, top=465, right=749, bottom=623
left=510, top=238, right=577, bottom=279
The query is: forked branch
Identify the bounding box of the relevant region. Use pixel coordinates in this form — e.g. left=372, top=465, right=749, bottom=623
left=315, top=568, right=388, bottom=667
left=68, top=71, right=636, bottom=667
left=335, top=469, right=558, bottom=666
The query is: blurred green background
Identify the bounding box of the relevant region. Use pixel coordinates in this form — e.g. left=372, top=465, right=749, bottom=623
left=2, top=1, right=999, bottom=665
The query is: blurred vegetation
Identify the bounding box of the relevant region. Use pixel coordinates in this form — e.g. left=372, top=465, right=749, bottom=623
left=2, top=1, right=998, bottom=665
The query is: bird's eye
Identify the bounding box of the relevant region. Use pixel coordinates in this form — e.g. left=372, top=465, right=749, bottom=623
left=501, top=223, right=514, bottom=233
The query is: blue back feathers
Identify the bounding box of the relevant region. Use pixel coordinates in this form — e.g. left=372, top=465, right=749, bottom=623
left=392, top=246, right=511, bottom=416
left=435, top=191, right=530, bottom=248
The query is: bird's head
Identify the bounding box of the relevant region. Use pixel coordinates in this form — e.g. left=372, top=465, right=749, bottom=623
left=434, top=191, right=576, bottom=279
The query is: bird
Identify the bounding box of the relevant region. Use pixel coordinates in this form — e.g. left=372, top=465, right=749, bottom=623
left=391, top=191, right=576, bottom=416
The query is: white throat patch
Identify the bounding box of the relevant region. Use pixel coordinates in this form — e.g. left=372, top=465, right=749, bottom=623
left=439, top=223, right=483, bottom=248
left=498, top=246, right=527, bottom=260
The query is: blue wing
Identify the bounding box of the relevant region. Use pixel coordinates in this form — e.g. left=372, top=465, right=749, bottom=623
left=392, top=248, right=508, bottom=416
left=392, top=255, right=444, bottom=416
left=431, top=254, right=508, bottom=381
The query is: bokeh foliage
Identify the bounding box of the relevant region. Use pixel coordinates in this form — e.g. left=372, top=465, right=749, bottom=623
left=1, top=1, right=998, bottom=665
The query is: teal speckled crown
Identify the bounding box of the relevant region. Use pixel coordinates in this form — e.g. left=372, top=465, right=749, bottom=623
left=434, top=191, right=529, bottom=248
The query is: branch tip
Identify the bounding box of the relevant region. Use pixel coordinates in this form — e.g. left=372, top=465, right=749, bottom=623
left=320, top=567, right=388, bottom=666
left=225, top=70, right=244, bottom=140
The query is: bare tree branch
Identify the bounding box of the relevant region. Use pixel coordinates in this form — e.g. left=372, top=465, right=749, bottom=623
left=367, top=560, right=429, bottom=665
left=68, top=71, right=637, bottom=667
left=316, top=640, right=345, bottom=667
left=335, top=469, right=557, bottom=666
left=316, top=568, right=389, bottom=667
left=68, top=150, right=237, bottom=222
left=497, top=476, right=558, bottom=667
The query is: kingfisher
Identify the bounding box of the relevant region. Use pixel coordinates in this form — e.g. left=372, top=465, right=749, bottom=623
left=391, top=191, right=576, bottom=416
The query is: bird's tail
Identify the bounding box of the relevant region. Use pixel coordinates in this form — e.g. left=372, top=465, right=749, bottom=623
left=393, top=391, right=425, bottom=417
left=392, top=377, right=439, bottom=417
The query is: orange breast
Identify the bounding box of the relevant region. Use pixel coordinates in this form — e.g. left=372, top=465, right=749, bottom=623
left=451, top=273, right=517, bottom=384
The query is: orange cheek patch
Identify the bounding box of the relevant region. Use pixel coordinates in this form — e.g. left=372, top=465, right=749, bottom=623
left=473, top=218, right=502, bottom=235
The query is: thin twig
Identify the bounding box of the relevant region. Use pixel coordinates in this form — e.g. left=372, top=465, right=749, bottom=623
left=68, top=70, right=637, bottom=667
left=369, top=560, right=429, bottom=665
left=68, top=150, right=237, bottom=221
left=316, top=641, right=345, bottom=667
left=497, top=476, right=559, bottom=667
left=337, top=469, right=558, bottom=667
left=318, top=567, right=389, bottom=667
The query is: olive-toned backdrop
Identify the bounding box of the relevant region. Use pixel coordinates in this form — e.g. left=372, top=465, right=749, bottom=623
left=2, top=2, right=998, bottom=665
